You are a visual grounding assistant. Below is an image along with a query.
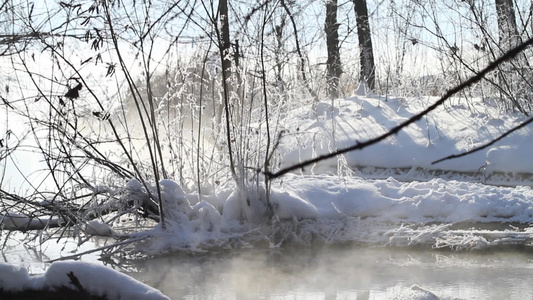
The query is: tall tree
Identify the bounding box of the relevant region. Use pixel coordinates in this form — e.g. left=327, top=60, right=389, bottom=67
left=274, top=18, right=287, bottom=90
left=353, top=0, right=376, bottom=91
left=325, top=0, right=342, bottom=99
left=216, top=0, right=237, bottom=177
left=494, top=0, right=530, bottom=113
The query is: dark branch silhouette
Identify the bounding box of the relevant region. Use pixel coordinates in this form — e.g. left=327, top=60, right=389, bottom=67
left=265, top=36, right=533, bottom=180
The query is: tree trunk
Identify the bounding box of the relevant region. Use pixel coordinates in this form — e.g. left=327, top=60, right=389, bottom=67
left=219, top=0, right=232, bottom=85
left=280, top=0, right=319, bottom=102
left=216, top=0, right=237, bottom=176
left=325, top=0, right=342, bottom=99
left=275, top=20, right=286, bottom=91
left=494, top=0, right=530, bottom=113
left=353, top=0, right=375, bottom=91
left=215, top=0, right=232, bottom=131
left=495, top=0, right=519, bottom=51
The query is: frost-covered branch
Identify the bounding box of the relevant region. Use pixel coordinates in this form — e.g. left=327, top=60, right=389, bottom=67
left=0, top=184, right=159, bottom=233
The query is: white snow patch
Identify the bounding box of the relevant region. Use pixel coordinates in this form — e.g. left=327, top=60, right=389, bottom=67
left=84, top=220, right=115, bottom=236
left=0, top=263, right=40, bottom=291
left=45, top=261, right=168, bottom=299
left=0, top=261, right=169, bottom=299
left=272, top=174, right=533, bottom=223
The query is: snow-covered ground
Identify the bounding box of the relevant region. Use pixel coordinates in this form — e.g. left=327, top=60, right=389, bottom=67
left=4, top=92, right=529, bottom=254
left=122, top=92, right=533, bottom=254
left=130, top=174, right=533, bottom=254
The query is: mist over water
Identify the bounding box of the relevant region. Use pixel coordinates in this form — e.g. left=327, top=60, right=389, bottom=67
left=128, top=245, right=533, bottom=299
left=3, top=232, right=533, bottom=299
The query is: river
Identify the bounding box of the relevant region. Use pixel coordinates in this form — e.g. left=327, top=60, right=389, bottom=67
left=5, top=232, right=531, bottom=299
left=128, top=244, right=533, bottom=299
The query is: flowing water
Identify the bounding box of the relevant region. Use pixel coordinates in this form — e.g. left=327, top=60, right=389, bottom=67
left=125, top=245, right=533, bottom=299
left=2, top=229, right=533, bottom=299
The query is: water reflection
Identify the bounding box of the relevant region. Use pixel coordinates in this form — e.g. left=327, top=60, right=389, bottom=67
left=128, top=245, right=533, bottom=299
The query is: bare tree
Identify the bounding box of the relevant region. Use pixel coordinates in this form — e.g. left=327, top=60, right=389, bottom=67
left=325, top=0, right=342, bottom=99
left=353, top=0, right=375, bottom=91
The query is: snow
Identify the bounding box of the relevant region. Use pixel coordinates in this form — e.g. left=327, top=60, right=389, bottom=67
left=486, top=145, right=533, bottom=174
left=0, top=261, right=169, bottom=300
left=121, top=94, right=533, bottom=254
left=0, top=263, right=36, bottom=291
left=270, top=174, right=533, bottom=223
left=84, top=220, right=116, bottom=236
left=277, top=95, right=533, bottom=177
left=389, top=285, right=441, bottom=300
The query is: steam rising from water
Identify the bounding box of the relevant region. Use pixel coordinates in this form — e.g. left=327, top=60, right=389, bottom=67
left=129, top=245, right=533, bottom=299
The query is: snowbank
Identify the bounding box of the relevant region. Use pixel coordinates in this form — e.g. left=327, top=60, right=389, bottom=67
left=277, top=96, right=533, bottom=176
left=272, top=174, right=533, bottom=223
left=128, top=175, right=533, bottom=253
left=114, top=93, right=533, bottom=253
left=0, top=261, right=169, bottom=300
left=0, top=263, right=37, bottom=291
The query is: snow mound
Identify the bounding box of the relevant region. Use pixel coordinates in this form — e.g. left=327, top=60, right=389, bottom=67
left=486, top=145, right=533, bottom=174
left=46, top=261, right=168, bottom=299
left=126, top=177, right=533, bottom=253
left=278, top=96, right=533, bottom=175
left=277, top=174, right=533, bottom=223
left=0, top=261, right=169, bottom=300
left=0, top=263, right=37, bottom=291
left=84, top=220, right=115, bottom=236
